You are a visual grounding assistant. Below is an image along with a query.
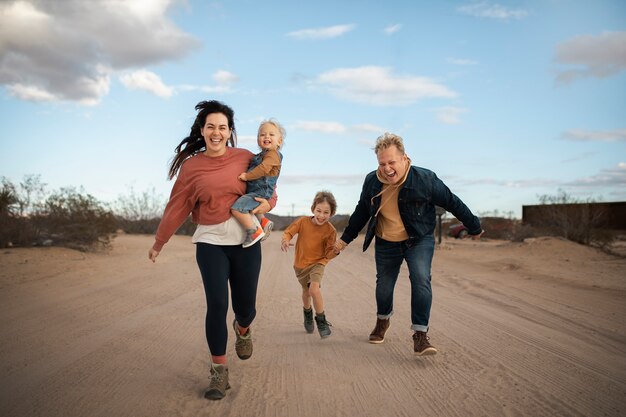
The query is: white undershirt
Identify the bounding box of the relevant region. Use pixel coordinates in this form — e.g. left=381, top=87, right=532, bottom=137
left=191, top=216, right=261, bottom=246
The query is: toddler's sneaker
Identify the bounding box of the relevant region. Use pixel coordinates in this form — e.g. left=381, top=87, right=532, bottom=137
left=243, top=226, right=265, bottom=248
left=260, top=217, right=273, bottom=241
left=314, top=313, right=332, bottom=339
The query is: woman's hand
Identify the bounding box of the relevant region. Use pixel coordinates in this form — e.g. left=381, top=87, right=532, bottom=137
left=148, top=248, right=160, bottom=263
left=251, top=197, right=271, bottom=214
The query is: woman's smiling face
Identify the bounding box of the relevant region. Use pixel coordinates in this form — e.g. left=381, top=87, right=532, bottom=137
left=201, top=112, right=232, bottom=157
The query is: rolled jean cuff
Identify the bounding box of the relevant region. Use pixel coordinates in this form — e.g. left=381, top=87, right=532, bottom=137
left=377, top=312, right=393, bottom=320
left=411, top=324, right=428, bottom=332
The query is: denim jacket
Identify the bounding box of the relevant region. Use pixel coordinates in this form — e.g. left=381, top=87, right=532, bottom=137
left=340, top=165, right=482, bottom=251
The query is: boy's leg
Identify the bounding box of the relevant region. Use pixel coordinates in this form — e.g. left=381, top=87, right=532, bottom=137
left=309, top=282, right=324, bottom=314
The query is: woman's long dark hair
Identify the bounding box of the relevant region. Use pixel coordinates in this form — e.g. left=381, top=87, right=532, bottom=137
left=167, top=100, right=237, bottom=179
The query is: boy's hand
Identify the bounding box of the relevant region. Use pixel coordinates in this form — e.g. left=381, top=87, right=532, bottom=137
left=238, top=173, right=248, bottom=181
left=281, top=239, right=291, bottom=252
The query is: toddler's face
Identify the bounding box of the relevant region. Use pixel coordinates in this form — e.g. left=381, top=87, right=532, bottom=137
left=312, top=201, right=332, bottom=226
left=257, top=123, right=282, bottom=151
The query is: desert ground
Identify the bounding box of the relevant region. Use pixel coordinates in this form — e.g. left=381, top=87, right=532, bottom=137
left=1, top=232, right=625, bottom=417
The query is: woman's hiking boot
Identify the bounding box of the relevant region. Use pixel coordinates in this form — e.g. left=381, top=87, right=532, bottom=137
left=204, top=363, right=230, bottom=400
left=368, top=318, right=390, bottom=344
left=233, top=319, right=253, bottom=360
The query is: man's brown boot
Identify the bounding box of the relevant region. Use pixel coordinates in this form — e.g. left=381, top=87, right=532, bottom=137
left=413, top=331, right=437, bottom=356
left=368, top=318, right=390, bottom=344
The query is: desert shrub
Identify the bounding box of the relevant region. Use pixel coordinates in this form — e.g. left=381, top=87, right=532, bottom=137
left=114, top=186, right=166, bottom=234
left=533, top=190, right=610, bottom=246
left=478, top=217, right=518, bottom=240
left=0, top=177, right=41, bottom=247
left=31, top=187, right=117, bottom=251
left=510, top=223, right=536, bottom=242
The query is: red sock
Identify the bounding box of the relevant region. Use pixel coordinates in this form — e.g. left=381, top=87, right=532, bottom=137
left=212, top=355, right=227, bottom=365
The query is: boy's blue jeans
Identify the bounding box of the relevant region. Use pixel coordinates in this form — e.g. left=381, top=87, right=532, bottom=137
left=374, top=235, right=435, bottom=332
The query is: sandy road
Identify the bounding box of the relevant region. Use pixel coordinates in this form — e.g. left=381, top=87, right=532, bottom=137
left=1, top=233, right=624, bottom=417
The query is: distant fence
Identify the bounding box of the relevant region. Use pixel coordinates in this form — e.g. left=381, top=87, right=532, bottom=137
left=522, top=202, right=626, bottom=230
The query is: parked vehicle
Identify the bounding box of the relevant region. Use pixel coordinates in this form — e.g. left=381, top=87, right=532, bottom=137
left=448, top=223, right=468, bottom=239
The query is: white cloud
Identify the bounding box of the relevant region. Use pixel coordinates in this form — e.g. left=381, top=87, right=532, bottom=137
left=457, top=2, right=529, bottom=20
left=280, top=174, right=366, bottom=186
left=317, top=66, right=456, bottom=105
left=383, top=24, right=402, bottom=35
left=561, top=128, right=626, bottom=143
left=352, top=124, right=386, bottom=134
left=119, top=70, right=173, bottom=98
left=555, top=32, right=626, bottom=84
left=565, top=163, right=626, bottom=188
left=447, top=57, right=478, bottom=66
left=213, top=70, right=239, bottom=85
left=0, top=0, right=199, bottom=104
left=286, top=24, right=355, bottom=40
left=178, top=70, right=240, bottom=94
left=292, top=121, right=347, bottom=134
left=436, top=106, right=468, bottom=125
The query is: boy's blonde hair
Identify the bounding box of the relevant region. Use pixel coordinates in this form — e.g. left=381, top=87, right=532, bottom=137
left=374, top=132, right=405, bottom=155
left=258, top=118, right=286, bottom=149
left=311, top=190, right=337, bottom=216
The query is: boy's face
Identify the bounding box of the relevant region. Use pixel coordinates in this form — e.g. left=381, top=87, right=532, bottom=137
left=312, top=201, right=332, bottom=225
left=257, top=123, right=282, bottom=151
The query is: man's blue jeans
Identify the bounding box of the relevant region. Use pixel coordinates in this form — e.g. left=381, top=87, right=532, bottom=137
left=374, top=235, right=435, bottom=332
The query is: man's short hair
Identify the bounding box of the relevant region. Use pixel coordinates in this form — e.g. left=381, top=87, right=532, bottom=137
left=374, top=132, right=405, bottom=155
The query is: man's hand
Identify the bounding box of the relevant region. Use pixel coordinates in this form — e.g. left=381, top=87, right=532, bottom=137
left=334, top=239, right=348, bottom=253
left=471, top=230, right=485, bottom=241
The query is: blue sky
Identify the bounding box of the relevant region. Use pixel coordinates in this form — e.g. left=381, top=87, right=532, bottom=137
left=1, top=0, right=625, bottom=218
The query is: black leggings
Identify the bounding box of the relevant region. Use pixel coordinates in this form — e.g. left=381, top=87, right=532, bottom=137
left=195, top=242, right=262, bottom=356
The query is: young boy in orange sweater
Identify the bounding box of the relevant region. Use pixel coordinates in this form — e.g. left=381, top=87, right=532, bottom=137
left=281, top=191, right=339, bottom=338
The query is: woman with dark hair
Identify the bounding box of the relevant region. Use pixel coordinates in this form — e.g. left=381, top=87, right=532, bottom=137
left=148, top=100, right=276, bottom=400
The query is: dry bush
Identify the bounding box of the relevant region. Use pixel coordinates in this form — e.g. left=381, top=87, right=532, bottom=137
left=32, top=187, right=117, bottom=251
left=534, top=190, right=614, bottom=248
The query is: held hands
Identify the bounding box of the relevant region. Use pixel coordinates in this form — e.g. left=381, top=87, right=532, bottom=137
left=471, top=230, right=485, bottom=241
left=334, top=239, right=348, bottom=253
left=148, top=248, right=160, bottom=263
left=238, top=172, right=248, bottom=181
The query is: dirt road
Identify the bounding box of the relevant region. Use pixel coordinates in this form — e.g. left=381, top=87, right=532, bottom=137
left=1, top=233, right=624, bottom=416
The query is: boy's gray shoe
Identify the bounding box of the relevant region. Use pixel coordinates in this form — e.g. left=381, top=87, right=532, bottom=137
left=314, top=313, right=332, bottom=338
left=233, top=319, right=253, bottom=360
left=303, top=308, right=314, bottom=333
left=204, top=363, right=230, bottom=400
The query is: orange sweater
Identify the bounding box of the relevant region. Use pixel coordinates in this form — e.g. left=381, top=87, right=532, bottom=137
left=153, top=147, right=276, bottom=251
left=282, top=217, right=338, bottom=269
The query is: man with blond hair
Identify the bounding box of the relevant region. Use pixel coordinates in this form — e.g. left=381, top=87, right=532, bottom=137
left=335, top=132, right=483, bottom=355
